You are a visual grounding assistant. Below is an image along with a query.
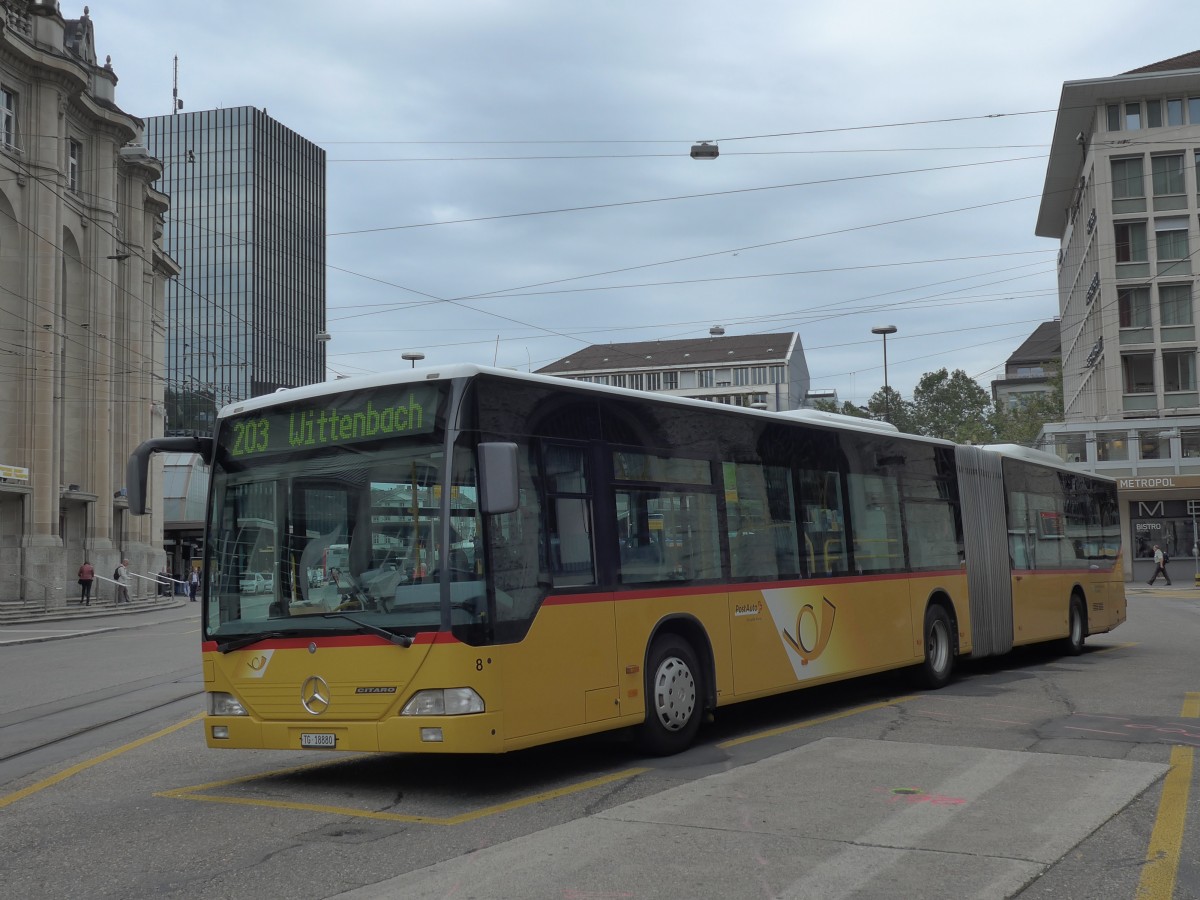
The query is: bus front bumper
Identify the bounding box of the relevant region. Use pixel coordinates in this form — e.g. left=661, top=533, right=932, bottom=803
left=204, top=711, right=506, bottom=753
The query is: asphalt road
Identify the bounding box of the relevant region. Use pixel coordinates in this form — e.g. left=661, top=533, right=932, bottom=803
left=0, top=587, right=1197, bottom=899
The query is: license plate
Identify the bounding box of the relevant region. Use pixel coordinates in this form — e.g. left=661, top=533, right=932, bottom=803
left=300, top=732, right=337, bottom=749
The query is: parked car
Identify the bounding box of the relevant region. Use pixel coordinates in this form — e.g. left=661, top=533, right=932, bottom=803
left=239, top=572, right=273, bottom=594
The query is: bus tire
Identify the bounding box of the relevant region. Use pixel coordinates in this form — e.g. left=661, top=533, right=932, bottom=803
left=917, top=604, right=954, bottom=689
left=637, top=634, right=703, bottom=756
left=1062, top=594, right=1086, bottom=656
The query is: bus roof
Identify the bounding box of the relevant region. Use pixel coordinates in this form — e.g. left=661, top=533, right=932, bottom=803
left=978, top=442, right=1115, bottom=481
left=218, top=366, right=1090, bottom=468
left=218, top=365, right=953, bottom=442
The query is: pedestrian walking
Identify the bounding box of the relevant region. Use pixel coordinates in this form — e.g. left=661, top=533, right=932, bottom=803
left=1148, top=544, right=1172, bottom=585
left=115, top=558, right=131, bottom=603
left=77, top=560, right=95, bottom=605
left=189, top=567, right=200, bottom=602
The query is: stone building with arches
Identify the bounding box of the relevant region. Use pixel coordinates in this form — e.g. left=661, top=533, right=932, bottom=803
left=0, top=3, right=177, bottom=610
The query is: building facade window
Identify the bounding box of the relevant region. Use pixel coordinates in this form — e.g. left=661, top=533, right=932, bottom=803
left=645, top=372, right=661, bottom=391
left=626, top=373, right=643, bottom=391
left=1054, top=433, right=1085, bottom=463
left=697, top=369, right=714, bottom=388
left=1096, top=431, right=1129, bottom=462
left=1147, top=99, right=1163, bottom=128
left=732, top=367, right=749, bottom=386
left=1118, top=286, right=1152, bottom=343
left=610, top=374, right=626, bottom=388
left=68, top=139, right=80, bottom=192
left=1139, top=429, right=1168, bottom=460
left=1107, top=104, right=1120, bottom=131
left=1155, top=217, right=1190, bottom=275
left=1182, top=429, right=1200, bottom=458
left=1, top=87, right=15, bottom=150
left=1152, top=154, right=1186, bottom=200
left=662, top=371, right=678, bottom=390
left=1190, top=97, right=1200, bottom=125
left=1115, top=221, right=1148, bottom=263
left=1125, top=102, right=1142, bottom=130
left=1159, top=284, right=1194, bottom=340
left=1162, top=349, right=1197, bottom=393
left=1112, top=156, right=1144, bottom=200
left=770, top=365, right=785, bottom=383
left=1122, top=353, right=1155, bottom=394
left=1168, top=98, right=1184, bottom=126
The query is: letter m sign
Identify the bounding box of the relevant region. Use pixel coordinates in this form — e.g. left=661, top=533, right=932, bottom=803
left=1138, top=501, right=1165, bottom=517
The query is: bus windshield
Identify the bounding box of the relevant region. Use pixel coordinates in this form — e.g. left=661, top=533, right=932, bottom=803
left=204, top=441, right=484, bottom=643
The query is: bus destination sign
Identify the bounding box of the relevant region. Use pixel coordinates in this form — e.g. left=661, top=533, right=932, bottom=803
left=221, top=386, right=441, bottom=459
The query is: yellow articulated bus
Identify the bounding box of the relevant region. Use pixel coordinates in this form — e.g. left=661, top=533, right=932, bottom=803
left=128, top=365, right=1125, bottom=756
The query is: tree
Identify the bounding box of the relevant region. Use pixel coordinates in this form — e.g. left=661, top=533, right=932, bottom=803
left=908, top=368, right=993, bottom=443
left=866, top=385, right=915, bottom=432
left=810, top=397, right=870, bottom=418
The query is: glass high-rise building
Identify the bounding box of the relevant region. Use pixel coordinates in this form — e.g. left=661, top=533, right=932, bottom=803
left=145, top=107, right=326, bottom=434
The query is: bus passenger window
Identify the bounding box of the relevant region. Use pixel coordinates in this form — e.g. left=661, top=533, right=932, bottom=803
left=541, top=444, right=595, bottom=587
left=799, top=470, right=849, bottom=576
left=615, top=489, right=720, bottom=583
left=846, top=472, right=903, bottom=573
left=723, top=462, right=800, bottom=581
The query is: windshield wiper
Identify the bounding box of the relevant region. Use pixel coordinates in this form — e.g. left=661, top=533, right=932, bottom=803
left=320, top=613, right=413, bottom=647
left=216, top=631, right=290, bottom=654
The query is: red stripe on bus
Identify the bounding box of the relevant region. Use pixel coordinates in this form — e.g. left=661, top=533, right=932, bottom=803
left=541, top=570, right=966, bottom=605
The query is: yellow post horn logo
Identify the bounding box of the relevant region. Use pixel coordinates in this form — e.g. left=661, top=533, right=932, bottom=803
left=782, top=596, right=836, bottom=666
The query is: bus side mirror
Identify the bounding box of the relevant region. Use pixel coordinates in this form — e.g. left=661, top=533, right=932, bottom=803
left=126, top=435, right=214, bottom=515
left=478, top=442, right=519, bottom=515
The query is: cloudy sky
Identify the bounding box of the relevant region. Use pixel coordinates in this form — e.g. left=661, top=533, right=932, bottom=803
left=86, top=0, right=1200, bottom=405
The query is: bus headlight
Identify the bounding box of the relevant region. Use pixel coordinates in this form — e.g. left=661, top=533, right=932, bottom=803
left=400, top=688, right=484, bottom=716
left=207, top=691, right=248, bottom=716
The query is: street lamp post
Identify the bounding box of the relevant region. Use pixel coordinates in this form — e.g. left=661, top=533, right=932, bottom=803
left=871, top=325, right=898, bottom=422
left=402, top=352, right=425, bottom=369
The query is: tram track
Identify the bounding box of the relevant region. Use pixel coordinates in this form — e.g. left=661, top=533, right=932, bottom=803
left=0, top=666, right=203, bottom=788
left=0, top=684, right=202, bottom=766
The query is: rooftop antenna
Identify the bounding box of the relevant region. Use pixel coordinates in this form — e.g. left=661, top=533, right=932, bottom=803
left=172, top=55, right=183, bottom=114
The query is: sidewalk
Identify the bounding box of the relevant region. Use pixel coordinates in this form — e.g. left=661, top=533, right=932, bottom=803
left=0, top=598, right=199, bottom=647
left=1127, top=581, right=1200, bottom=598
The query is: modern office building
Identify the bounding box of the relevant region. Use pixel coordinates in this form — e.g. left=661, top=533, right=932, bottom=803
left=144, top=107, right=327, bottom=436
left=1035, top=50, right=1200, bottom=580
left=537, top=332, right=810, bottom=411
left=0, top=4, right=177, bottom=609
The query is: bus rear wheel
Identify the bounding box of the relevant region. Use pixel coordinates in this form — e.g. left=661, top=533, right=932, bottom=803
left=917, top=605, right=954, bottom=689
left=636, top=634, right=703, bottom=756
left=1062, top=594, right=1086, bottom=656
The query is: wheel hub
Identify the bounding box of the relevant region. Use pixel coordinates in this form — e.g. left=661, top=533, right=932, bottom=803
left=653, top=656, right=696, bottom=731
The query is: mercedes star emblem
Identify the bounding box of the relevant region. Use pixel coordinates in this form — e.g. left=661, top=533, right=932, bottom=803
left=301, top=675, right=330, bottom=715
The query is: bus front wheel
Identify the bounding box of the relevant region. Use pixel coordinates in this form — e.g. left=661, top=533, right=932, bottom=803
left=637, top=634, right=703, bottom=756
left=918, top=605, right=954, bottom=689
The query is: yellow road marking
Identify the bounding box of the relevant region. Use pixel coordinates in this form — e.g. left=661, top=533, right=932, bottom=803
left=157, top=766, right=650, bottom=825
left=1135, top=692, right=1199, bottom=900
left=717, top=695, right=919, bottom=749
left=0, top=713, right=204, bottom=810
